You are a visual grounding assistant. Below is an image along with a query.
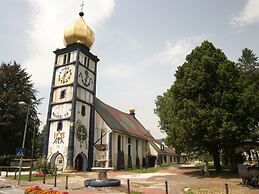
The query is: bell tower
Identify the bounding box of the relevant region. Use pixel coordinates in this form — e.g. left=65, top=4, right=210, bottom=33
left=44, top=10, right=99, bottom=171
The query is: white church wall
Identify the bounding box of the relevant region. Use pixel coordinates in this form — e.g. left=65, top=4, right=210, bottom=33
left=122, top=135, right=128, bottom=168
left=88, top=59, right=96, bottom=72
left=131, top=138, right=136, bottom=168
left=111, top=132, right=118, bottom=169
left=48, top=120, right=70, bottom=170
left=149, top=143, right=159, bottom=157
left=73, top=101, right=91, bottom=163
left=93, top=112, right=110, bottom=166
left=77, top=87, right=93, bottom=104
left=93, top=112, right=150, bottom=170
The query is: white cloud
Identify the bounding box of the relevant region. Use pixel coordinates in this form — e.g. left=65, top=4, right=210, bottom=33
left=101, top=64, right=134, bottom=80
left=231, top=0, right=259, bottom=27
left=157, top=35, right=207, bottom=71
left=23, top=0, right=116, bottom=87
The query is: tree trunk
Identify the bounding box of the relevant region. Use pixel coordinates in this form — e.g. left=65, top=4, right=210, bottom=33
left=212, top=150, right=222, bottom=173
left=230, top=152, right=238, bottom=173
left=176, top=152, right=181, bottom=164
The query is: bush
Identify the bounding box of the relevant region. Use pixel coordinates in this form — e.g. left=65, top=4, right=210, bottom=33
left=35, top=158, right=55, bottom=175
left=0, top=155, right=16, bottom=166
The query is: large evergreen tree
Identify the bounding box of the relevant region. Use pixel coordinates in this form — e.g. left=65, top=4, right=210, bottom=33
left=237, top=48, right=259, bottom=72
left=0, top=62, right=40, bottom=156
left=155, top=41, right=259, bottom=172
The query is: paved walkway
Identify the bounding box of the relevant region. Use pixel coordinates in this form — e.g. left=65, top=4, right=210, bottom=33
left=1, top=165, right=259, bottom=194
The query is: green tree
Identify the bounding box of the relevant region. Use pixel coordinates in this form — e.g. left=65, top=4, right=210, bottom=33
left=155, top=41, right=259, bottom=172
left=0, top=62, right=40, bottom=156
left=35, top=125, right=47, bottom=158
left=155, top=90, right=187, bottom=160
left=237, top=48, right=259, bottom=72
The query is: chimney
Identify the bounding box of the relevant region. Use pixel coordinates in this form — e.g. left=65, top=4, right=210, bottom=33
left=129, top=107, right=136, bottom=117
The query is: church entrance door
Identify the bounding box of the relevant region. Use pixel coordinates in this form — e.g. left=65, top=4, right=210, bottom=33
left=75, top=153, right=87, bottom=171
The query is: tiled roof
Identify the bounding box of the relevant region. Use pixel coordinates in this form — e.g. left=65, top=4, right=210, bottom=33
left=149, top=140, right=175, bottom=155
left=95, top=98, right=154, bottom=140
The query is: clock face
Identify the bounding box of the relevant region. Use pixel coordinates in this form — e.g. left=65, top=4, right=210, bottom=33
left=78, top=65, right=95, bottom=91
left=55, top=65, right=75, bottom=86
left=51, top=103, right=72, bottom=119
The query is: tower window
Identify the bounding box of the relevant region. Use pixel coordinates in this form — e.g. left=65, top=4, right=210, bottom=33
left=60, top=89, right=66, bottom=99
left=81, top=105, right=86, bottom=116
left=67, top=53, right=71, bottom=63
left=57, top=121, right=63, bottom=131
left=84, top=56, right=87, bottom=66
left=63, top=54, right=67, bottom=64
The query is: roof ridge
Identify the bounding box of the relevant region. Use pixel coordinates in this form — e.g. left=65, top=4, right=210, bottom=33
left=95, top=97, right=133, bottom=116
left=95, top=97, right=155, bottom=140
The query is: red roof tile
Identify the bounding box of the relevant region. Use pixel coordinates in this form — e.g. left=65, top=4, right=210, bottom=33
left=95, top=98, right=154, bottom=140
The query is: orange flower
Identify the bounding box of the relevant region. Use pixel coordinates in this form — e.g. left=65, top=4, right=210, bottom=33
left=24, top=186, right=66, bottom=194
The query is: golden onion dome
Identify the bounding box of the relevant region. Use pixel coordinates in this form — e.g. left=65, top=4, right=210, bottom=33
left=64, top=12, right=95, bottom=48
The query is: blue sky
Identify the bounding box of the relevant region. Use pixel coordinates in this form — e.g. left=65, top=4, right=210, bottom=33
left=1, top=0, right=259, bottom=138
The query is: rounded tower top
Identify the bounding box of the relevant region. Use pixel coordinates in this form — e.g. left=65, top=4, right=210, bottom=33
left=64, top=12, right=95, bottom=48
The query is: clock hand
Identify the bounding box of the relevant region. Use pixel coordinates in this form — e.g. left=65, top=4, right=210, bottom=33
left=62, top=71, right=68, bottom=82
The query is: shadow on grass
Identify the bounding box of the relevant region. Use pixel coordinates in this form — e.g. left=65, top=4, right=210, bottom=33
left=181, top=168, right=240, bottom=179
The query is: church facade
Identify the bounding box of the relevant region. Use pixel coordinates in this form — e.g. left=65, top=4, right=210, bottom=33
left=44, top=11, right=176, bottom=171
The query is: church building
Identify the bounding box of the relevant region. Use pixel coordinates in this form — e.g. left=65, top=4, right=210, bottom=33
left=43, top=10, right=176, bottom=171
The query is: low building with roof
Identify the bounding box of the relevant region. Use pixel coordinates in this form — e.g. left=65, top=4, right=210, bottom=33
left=94, top=98, right=176, bottom=170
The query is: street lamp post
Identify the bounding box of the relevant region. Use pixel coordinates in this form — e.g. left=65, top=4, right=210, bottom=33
left=17, top=101, right=30, bottom=185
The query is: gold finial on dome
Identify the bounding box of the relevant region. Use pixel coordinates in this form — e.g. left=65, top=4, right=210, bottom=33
left=64, top=7, right=95, bottom=48
left=129, top=107, right=136, bottom=116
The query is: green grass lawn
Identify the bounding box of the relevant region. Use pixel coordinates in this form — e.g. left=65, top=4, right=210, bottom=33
left=125, top=165, right=173, bottom=174
left=8, top=173, right=69, bottom=182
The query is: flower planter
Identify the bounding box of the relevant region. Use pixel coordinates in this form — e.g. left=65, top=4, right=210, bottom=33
left=94, top=144, right=107, bottom=151
left=24, top=186, right=68, bottom=194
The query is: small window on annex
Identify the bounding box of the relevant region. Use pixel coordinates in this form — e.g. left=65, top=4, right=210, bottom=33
left=57, top=121, right=63, bottom=131
left=60, top=89, right=66, bottom=99
left=81, top=105, right=86, bottom=116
